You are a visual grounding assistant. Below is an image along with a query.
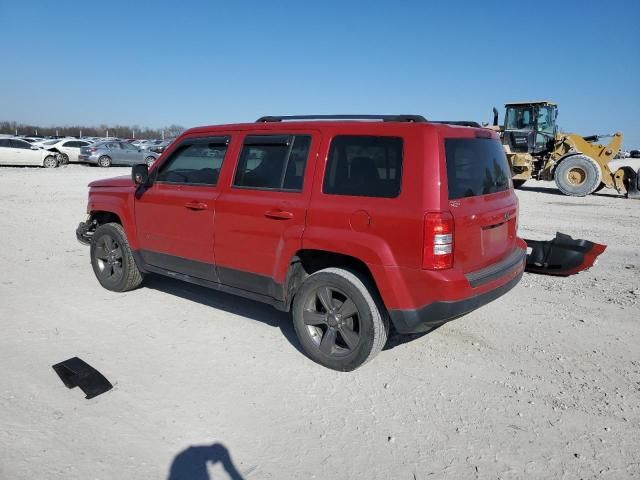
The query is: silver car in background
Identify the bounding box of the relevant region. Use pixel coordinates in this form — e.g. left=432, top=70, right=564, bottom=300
left=79, top=141, right=159, bottom=167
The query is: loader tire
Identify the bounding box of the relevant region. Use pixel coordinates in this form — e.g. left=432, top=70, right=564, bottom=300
left=554, top=155, right=602, bottom=197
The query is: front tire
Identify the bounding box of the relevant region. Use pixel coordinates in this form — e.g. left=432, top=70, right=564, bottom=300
left=90, top=223, right=143, bottom=292
left=554, top=155, right=602, bottom=197
left=98, top=155, right=112, bottom=167
left=292, top=268, right=389, bottom=371
left=43, top=155, right=58, bottom=168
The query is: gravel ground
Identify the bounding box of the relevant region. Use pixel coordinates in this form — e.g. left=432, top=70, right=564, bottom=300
left=0, top=165, right=638, bottom=480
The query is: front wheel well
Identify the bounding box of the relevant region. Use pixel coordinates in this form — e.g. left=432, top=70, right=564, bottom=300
left=283, top=249, right=382, bottom=311
left=90, top=211, right=122, bottom=226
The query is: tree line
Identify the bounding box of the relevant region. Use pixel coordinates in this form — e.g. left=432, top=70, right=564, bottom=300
left=0, top=121, right=185, bottom=139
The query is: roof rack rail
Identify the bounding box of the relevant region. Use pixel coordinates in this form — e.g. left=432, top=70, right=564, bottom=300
left=431, top=121, right=483, bottom=128
left=256, top=114, right=427, bottom=123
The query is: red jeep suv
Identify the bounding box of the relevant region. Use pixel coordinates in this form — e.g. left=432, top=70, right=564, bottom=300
left=77, top=114, right=526, bottom=371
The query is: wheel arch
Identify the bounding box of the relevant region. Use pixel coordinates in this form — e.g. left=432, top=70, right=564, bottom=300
left=282, top=249, right=383, bottom=312
left=87, top=192, right=139, bottom=248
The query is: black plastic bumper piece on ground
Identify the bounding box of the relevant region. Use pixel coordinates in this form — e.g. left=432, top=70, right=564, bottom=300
left=76, top=221, right=92, bottom=245
left=388, top=271, right=523, bottom=334
left=524, top=232, right=606, bottom=276
left=52, top=357, right=113, bottom=399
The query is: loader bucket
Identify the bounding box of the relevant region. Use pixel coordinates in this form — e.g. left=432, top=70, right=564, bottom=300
left=621, top=166, right=640, bottom=199
left=524, top=233, right=606, bottom=276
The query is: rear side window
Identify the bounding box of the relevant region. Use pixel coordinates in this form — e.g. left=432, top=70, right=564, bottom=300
left=323, top=136, right=403, bottom=198
left=233, top=135, right=311, bottom=191
left=445, top=138, right=511, bottom=199
left=156, top=136, right=229, bottom=186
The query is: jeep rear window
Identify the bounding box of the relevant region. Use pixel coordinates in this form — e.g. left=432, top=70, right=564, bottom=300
left=323, top=136, right=402, bottom=198
left=445, top=138, right=511, bottom=199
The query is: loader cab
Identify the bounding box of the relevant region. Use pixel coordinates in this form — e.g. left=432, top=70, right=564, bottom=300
left=502, top=101, right=557, bottom=155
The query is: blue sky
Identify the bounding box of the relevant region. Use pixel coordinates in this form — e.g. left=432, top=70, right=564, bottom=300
left=1, top=0, right=639, bottom=146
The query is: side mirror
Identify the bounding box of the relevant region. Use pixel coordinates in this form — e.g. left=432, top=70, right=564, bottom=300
left=132, top=163, right=150, bottom=186
left=31, top=146, right=39, bottom=150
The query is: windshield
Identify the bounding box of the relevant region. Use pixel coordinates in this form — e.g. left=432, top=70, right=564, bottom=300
left=505, top=106, right=534, bottom=130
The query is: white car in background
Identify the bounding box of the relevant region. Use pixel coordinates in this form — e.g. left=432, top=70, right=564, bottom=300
left=0, top=138, right=60, bottom=167
left=42, top=138, right=92, bottom=163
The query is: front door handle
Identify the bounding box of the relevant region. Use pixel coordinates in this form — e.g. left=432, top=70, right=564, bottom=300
left=184, top=201, right=208, bottom=210
left=264, top=209, right=294, bottom=220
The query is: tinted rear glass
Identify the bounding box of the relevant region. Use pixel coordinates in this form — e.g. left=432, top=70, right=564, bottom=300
left=445, top=138, right=511, bottom=199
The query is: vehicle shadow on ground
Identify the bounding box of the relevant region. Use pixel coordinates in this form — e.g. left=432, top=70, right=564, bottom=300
left=144, top=275, right=305, bottom=355
left=519, top=185, right=621, bottom=199
left=144, top=275, right=419, bottom=354
left=167, top=442, right=244, bottom=480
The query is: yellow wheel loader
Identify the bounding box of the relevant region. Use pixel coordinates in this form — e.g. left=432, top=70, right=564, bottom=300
left=491, top=101, right=639, bottom=198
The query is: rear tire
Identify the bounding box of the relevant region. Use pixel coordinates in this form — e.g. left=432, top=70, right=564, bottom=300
left=292, top=268, right=389, bottom=371
left=554, top=155, right=602, bottom=197
left=98, top=155, right=112, bottom=167
left=145, top=156, right=156, bottom=167
left=90, top=223, right=143, bottom=292
left=512, top=179, right=527, bottom=189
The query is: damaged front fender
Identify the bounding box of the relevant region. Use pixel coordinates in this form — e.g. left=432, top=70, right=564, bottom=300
left=524, top=232, right=606, bottom=276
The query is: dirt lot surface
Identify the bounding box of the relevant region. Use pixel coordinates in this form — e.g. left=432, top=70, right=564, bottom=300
left=1, top=166, right=638, bottom=479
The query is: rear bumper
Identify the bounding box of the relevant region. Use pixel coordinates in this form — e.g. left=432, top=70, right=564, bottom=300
left=388, top=270, right=523, bottom=333
left=79, top=154, right=98, bottom=163
left=386, top=248, right=526, bottom=334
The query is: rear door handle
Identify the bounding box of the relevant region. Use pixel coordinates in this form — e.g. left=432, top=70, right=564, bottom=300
left=184, top=201, right=208, bottom=210
left=264, top=209, right=294, bottom=220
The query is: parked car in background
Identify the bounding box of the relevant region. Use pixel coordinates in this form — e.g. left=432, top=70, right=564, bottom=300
left=148, top=139, right=172, bottom=154
left=32, top=138, right=61, bottom=148
left=0, top=137, right=60, bottom=167
left=79, top=141, right=159, bottom=167
left=139, top=139, right=164, bottom=150
left=42, top=138, right=92, bottom=163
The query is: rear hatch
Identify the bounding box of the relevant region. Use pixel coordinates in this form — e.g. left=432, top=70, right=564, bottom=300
left=443, top=130, right=519, bottom=274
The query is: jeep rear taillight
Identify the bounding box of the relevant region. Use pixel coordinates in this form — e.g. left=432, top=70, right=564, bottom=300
left=423, top=212, right=454, bottom=270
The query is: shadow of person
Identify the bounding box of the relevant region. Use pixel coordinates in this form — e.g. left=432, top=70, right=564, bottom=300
left=168, top=443, right=244, bottom=480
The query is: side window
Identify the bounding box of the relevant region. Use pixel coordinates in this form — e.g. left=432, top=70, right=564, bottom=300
left=121, top=143, right=137, bottom=151
left=0, top=139, right=11, bottom=148
left=323, top=136, right=403, bottom=198
left=10, top=139, right=32, bottom=149
left=155, top=136, right=229, bottom=186
left=233, top=135, right=311, bottom=191
left=62, top=141, right=76, bottom=148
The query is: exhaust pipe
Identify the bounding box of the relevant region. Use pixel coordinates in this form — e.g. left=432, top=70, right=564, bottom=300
left=492, top=107, right=499, bottom=126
